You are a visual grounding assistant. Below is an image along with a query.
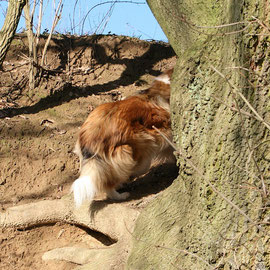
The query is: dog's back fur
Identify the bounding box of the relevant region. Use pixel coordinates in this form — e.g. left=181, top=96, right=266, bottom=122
left=72, top=68, right=174, bottom=207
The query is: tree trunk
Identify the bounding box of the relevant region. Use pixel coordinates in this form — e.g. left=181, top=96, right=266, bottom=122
left=0, top=0, right=26, bottom=68
left=128, top=1, right=270, bottom=269
left=24, top=1, right=38, bottom=90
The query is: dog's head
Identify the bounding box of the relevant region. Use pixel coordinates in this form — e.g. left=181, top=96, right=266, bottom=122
left=140, top=68, right=174, bottom=110
left=144, top=68, right=173, bottom=101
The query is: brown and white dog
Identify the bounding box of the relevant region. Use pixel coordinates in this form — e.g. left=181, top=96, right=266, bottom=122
left=71, top=68, right=174, bottom=207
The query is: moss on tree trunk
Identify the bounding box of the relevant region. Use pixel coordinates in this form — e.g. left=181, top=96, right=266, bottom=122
left=128, top=1, right=270, bottom=269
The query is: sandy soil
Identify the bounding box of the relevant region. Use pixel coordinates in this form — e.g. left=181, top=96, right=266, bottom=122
left=0, top=34, right=177, bottom=269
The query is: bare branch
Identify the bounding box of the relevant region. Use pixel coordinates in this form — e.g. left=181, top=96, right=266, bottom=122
left=23, top=0, right=37, bottom=90
left=36, top=0, right=43, bottom=44
left=94, top=1, right=116, bottom=35
left=209, top=64, right=268, bottom=197
left=80, top=1, right=145, bottom=34
left=192, top=20, right=251, bottom=29
left=41, top=0, right=63, bottom=67
left=251, top=16, right=270, bottom=33
left=211, top=95, right=261, bottom=121
left=178, top=14, right=254, bottom=36
left=210, top=65, right=270, bottom=131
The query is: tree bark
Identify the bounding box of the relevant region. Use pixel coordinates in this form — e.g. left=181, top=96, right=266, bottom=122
left=128, top=1, right=270, bottom=269
left=0, top=0, right=26, bottom=68
left=24, top=0, right=38, bottom=90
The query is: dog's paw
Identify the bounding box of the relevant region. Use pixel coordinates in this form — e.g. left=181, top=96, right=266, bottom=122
left=118, top=192, right=130, bottom=200
left=107, top=190, right=130, bottom=200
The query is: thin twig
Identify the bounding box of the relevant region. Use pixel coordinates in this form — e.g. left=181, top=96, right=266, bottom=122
left=211, top=95, right=261, bottom=121
left=191, top=20, right=251, bottom=29
left=72, top=0, right=79, bottom=34
left=210, top=65, right=270, bottom=131
left=80, top=1, right=145, bottom=34
left=1, top=61, right=29, bottom=72
left=41, top=0, right=63, bottom=67
left=233, top=164, right=261, bottom=182
left=179, top=14, right=254, bottom=36
left=152, top=126, right=260, bottom=230
left=253, top=139, right=270, bottom=151
left=94, top=1, right=116, bottom=35
left=209, top=64, right=268, bottom=197
left=251, top=16, right=270, bottom=32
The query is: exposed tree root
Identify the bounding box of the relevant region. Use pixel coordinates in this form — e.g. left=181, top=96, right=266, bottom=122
left=0, top=194, right=140, bottom=269
left=43, top=244, right=123, bottom=270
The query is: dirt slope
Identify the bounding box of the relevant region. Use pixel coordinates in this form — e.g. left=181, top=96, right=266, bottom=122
left=0, top=34, right=177, bottom=270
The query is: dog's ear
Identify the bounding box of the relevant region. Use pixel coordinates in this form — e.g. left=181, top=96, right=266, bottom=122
left=144, top=68, right=173, bottom=102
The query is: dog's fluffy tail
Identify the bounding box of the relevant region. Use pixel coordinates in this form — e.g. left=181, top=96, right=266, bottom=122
left=71, top=175, right=96, bottom=207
